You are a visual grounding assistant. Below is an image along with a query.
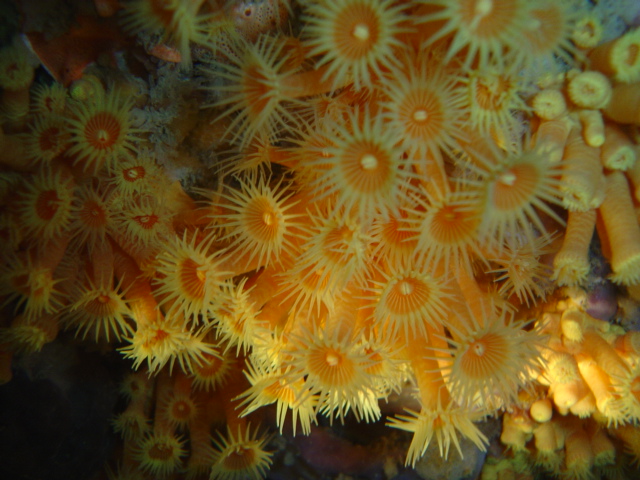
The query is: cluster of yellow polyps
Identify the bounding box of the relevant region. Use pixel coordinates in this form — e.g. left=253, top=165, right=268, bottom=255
left=1, top=1, right=640, bottom=479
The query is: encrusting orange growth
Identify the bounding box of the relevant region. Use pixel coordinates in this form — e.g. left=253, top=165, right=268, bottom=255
left=4, top=1, right=640, bottom=478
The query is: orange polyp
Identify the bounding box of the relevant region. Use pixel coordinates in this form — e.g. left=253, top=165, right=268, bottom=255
left=210, top=421, right=273, bottom=480
left=387, top=321, right=489, bottom=463
left=455, top=267, right=492, bottom=325
left=91, top=239, right=114, bottom=289
left=0, top=128, right=28, bottom=171
left=112, top=244, right=157, bottom=326
left=367, top=260, right=451, bottom=339
left=31, top=82, right=67, bottom=116
left=603, top=82, right=640, bottom=125
left=576, top=354, right=621, bottom=423
left=149, top=0, right=176, bottom=29
left=306, top=107, right=415, bottom=223
left=460, top=63, right=527, bottom=138
left=281, top=64, right=342, bottom=99
left=37, top=126, right=61, bottom=154
left=627, top=154, right=640, bottom=202
left=302, top=0, right=411, bottom=92
left=572, top=14, right=602, bottom=49
left=16, top=167, right=75, bottom=241
left=567, top=71, right=612, bottom=110
left=553, top=209, right=596, bottom=287
left=70, top=186, right=111, bottom=250
left=124, top=165, right=145, bottom=182
left=419, top=0, right=529, bottom=69
left=517, top=0, right=580, bottom=69
left=411, top=331, right=449, bottom=405
left=26, top=115, right=70, bottom=164
left=578, top=109, right=605, bottom=148
left=7, top=2, right=640, bottom=475
left=474, top=142, right=565, bottom=252
left=0, top=44, right=35, bottom=120
left=154, top=231, right=228, bottom=320
left=85, top=112, right=120, bottom=150
left=598, top=171, right=640, bottom=285
left=532, top=89, right=567, bottom=121
left=589, top=28, right=640, bottom=83
left=35, top=190, right=61, bottom=221
left=135, top=214, right=159, bottom=230
left=67, top=88, right=139, bottom=173
left=601, top=123, right=636, bottom=170
left=533, top=115, right=574, bottom=164
left=560, top=129, right=605, bottom=211
left=582, top=331, right=629, bottom=380
left=564, top=427, right=594, bottom=479
left=94, top=0, right=120, bottom=17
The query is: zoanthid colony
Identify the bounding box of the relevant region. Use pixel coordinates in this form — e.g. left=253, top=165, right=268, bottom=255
left=1, top=1, right=640, bottom=479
